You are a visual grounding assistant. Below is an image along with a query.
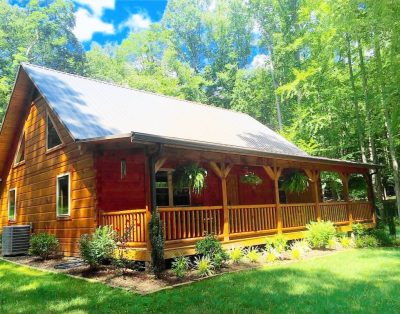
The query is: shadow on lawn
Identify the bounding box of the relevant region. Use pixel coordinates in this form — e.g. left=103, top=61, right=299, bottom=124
left=1, top=249, right=400, bottom=313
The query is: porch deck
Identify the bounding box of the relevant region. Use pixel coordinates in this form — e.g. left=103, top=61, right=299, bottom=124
left=99, top=201, right=374, bottom=261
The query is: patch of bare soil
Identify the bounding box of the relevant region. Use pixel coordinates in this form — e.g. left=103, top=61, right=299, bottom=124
left=2, top=248, right=347, bottom=295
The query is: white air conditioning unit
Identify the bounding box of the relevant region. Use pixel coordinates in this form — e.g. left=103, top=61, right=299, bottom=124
left=2, top=225, right=31, bottom=256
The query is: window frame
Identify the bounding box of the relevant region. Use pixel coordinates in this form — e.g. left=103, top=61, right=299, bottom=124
left=156, top=169, right=191, bottom=207
left=56, top=172, right=71, bottom=217
left=46, top=111, right=63, bottom=153
left=13, top=131, right=26, bottom=167
left=8, top=188, right=17, bottom=221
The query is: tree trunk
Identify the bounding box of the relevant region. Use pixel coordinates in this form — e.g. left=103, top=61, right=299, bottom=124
left=357, top=39, right=384, bottom=206
left=268, top=44, right=283, bottom=131
left=345, top=34, right=367, bottom=163
left=374, top=34, right=400, bottom=216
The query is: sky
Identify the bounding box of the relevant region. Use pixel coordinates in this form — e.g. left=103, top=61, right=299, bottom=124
left=73, top=0, right=168, bottom=50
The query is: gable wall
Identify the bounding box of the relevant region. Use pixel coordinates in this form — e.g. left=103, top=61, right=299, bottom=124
left=0, top=97, right=96, bottom=256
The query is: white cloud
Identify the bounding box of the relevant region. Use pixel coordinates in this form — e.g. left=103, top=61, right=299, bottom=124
left=250, top=54, right=271, bottom=69
left=74, top=0, right=115, bottom=16
left=73, top=8, right=114, bottom=42
left=119, top=13, right=152, bottom=33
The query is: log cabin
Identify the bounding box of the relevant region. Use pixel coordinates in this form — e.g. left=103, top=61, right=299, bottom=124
left=0, top=63, right=377, bottom=260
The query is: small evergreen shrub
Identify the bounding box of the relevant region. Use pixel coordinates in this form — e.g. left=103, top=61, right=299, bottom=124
left=194, top=256, right=214, bottom=277
left=195, top=234, right=228, bottom=269
left=149, top=213, right=165, bottom=277
left=245, top=248, right=261, bottom=263
left=355, top=235, right=379, bottom=248
left=352, top=223, right=367, bottom=237
left=371, top=228, right=393, bottom=247
left=306, top=221, right=336, bottom=248
left=29, top=233, right=59, bottom=260
left=266, top=234, right=287, bottom=253
left=171, top=256, right=191, bottom=278
left=229, top=247, right=243, bottom=264
left=79, top=226, right=117, bottom=269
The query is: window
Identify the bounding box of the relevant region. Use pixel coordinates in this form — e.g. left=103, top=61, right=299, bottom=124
left=47, top=114, right=62, bottom=150
left=56, top=173, right=70, bottom=217
left=121, top=159, right=127, bottom=179
left=8, top=189, right=16, bottom=221
left=14, top=133, right=25, bottom=165
left=156, top=170, right=190, bottom=207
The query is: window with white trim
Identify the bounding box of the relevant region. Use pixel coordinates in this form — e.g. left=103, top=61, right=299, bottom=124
left=8, top=188, right=16, bottom=221
left=14, top=132, right=25, bottom=165
left=47, top=113, right=62, bottom=150
left=56, top=173, right=70, bottom=216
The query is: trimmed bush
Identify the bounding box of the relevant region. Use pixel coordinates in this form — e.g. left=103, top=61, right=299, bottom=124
left=79, top=226, right=116, bottom=269
left=355, top=235, right=379, bottom=248
left=149, top=213, right=165, bottom=277
left=29, top=233, right=59, bottom=260
left=306, top=221, right=336, bottom=248
left=352, top=223, right=367, bottom=237
left=195, top=234, right=228, bottom=269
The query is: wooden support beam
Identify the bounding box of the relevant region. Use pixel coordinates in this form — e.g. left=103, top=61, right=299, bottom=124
left=308, top=169, right=321, bottom=221
left=155, top=158, right=166, bottom=173
left=272, top=165, right=282, bottom=233
left=263, top=165, right=276, bottom=181
left=209, top=161, right=223, bottom=179
left=339, top=172, right=352, bottom=226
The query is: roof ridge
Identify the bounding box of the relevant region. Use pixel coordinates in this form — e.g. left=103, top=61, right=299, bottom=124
left=21, top=62, right=251, bottom=118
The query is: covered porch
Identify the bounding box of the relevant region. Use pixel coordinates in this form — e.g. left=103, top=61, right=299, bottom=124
left=97, top=146, right=375, bottom=261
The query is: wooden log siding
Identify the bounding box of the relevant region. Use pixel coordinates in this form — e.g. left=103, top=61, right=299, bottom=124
left=281, top=204, right=316, bottom=229
left=320, top=202, right=348, bottom=224
left=228, top=205, right=277, bottom=235
left=99, top=209, right=148, bottom=246
left=158, top=206, right=224, bottom=241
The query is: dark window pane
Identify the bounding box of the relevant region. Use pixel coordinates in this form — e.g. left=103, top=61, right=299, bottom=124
left=9, top=189, right=16, bottom=220
left=57, top=175, right=69, bottom=215
left=47, top=115, right=62, bottom=149
left=156, top=172, right=169, bottom=206
left=174, top=188, right=190, bottom=206
left=15, top=134, right=25, bottom=164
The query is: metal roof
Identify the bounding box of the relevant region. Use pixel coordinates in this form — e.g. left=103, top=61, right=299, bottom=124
left=21, top=63, right=309, bottom=157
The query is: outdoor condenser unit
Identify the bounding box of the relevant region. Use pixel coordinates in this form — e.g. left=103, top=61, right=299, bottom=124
left=1, top=225, right=31, bottom=256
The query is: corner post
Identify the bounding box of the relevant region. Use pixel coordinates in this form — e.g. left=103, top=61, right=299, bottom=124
left=363, top=172, right=376, bottom=224
left=263, top=165, right=282, bottom=233
left=306, top=169, right=321, bottom=221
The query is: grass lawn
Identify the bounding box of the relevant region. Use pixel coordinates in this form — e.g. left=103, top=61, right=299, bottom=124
left=1, top=248, right=399, bottom=314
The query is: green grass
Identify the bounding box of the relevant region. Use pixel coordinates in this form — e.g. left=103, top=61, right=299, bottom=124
left=1, top=248, right=400, bottom=313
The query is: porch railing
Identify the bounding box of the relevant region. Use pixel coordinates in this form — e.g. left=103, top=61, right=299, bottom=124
left=98, top=201, right=373, bottom=247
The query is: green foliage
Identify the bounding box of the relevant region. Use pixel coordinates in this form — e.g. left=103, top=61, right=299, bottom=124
left=171, top=256, right=191, bottom=278
left=370, top=229, right=394, bottom=247
left=306, top=221, right=337, bottom=248
left=245, top=248, right=261, bottom=263
left=266, top=234, right=288, bottom=253
left=194, top=256, right=214, bottom=277
left=339, top=236, right=353, bottom=248
left=290, top=247, right=303, bottom=260
left=355, top=235, right=379, bottom=248
left=326, top=238, right=338, bottom=250
left=195, top=234, right=228, bottom=269
left=240, top=172, right=263, bottom=185
left=352, top=223, right=368, bottom=237
left=29, top=233, right=59, bottom=260
left=265, top=250, right=278, bottom=263
left=281, top=172, right=309, bottom=194
left=173, top=163, right=207, bottom=194
left=229, top=247, right=244, bottom=264
left=79, top=226, right=116, bottom=269
left=149, top=213, right=165, bottom=277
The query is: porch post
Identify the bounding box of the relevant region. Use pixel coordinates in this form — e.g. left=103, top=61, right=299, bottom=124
left=340, top=172, right=352, bottom=226
left=210, top=162, right=232, bottom=241
left=305, top=169, right=321, bottom=221
left=263, top=165, right=282, bottom=233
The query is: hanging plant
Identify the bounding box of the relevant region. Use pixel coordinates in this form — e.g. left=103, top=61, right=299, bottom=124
left=240, top=171, right=263, bottom=186
left=173, top=163, right=207, bottom=194
left=281, top=172, right=309, bottom=193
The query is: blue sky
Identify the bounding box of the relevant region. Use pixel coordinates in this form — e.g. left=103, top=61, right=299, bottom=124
left=73, top=0, right=168, bottom=49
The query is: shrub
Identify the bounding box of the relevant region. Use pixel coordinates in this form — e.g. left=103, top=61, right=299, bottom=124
left=355, top=235, right=379, bottom=248
left=195, top=234, right=228, bottom=269
left=29, top=233, right=59, bottom=260
left=229, top=247, right=243, bottom=264
left=371, top=228, right=393, bottom=247
left=266, top=234, right=287, bottom=253
left=79, top=226, right=117, bottom=269
left=352, top=223, right=367, bottom=237
left=245, top=248, right=261, bottom=263
left=149, top=213, right=165, bottom=277
left=339, top=236, right=352, bottom=248
left=194, top=256, right=214, bottom=277
left=265, top=250, right=278, bottom=263
left=289, top=240, right=309, bottom=260
left=326, top=238, right=338, bottom=250
left=171, top=256, right=191, bottom=278
left=306, top=221, right=336, bottom=248
left=290, top=247, right=303, bottom=260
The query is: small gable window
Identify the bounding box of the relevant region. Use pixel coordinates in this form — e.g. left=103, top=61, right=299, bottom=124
left=8, top=188, right=16, bottom=221
left=47, top=113, right=62, bottom=150
left=14, top=133, right=25, bottom=165
left=56, top=173, right=70, bottom=217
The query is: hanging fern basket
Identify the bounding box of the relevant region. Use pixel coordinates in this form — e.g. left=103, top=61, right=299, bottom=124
left=281, top=172, right=309, bottom=194
left=173, top=163, right=207, bottom=194
left=240, top=171, right=263, bottom=186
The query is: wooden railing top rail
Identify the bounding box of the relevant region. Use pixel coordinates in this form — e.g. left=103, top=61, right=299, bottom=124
left=158, top=206, right=223, bottom=212
left=100, top=208, right=147, bottom=216
left=228, top=204, right=276, bottom=209
left=281, top=203, right=317, bottom=207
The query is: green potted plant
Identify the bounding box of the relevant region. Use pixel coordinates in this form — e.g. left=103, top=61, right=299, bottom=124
left=173, top=163, right=207, bottom=194
left=281, top=171, right=309, bottom=193
left=240, top=171, right=263, bottom=185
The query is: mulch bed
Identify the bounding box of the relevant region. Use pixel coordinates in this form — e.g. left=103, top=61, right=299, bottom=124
left=2, top=248, right=347, bottom=295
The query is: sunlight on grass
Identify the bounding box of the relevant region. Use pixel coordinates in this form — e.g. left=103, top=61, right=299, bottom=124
left=0, top=248, right=400, bottom=313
